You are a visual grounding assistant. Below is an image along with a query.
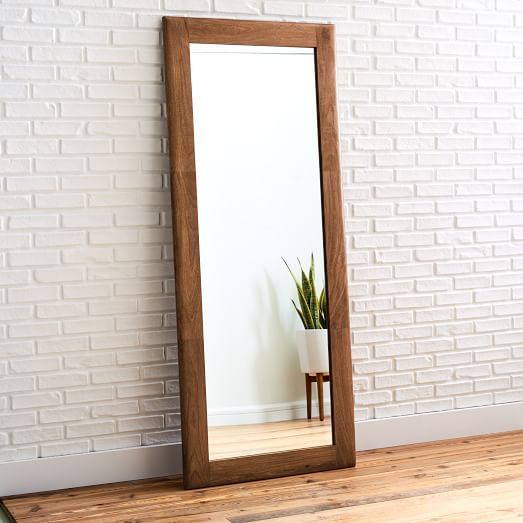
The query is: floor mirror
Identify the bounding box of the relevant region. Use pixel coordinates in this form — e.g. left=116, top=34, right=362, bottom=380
left=162, top=17, right=355, bottom=489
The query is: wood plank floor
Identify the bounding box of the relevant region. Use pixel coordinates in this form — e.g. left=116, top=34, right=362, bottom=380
left=209, top=417, right=332, bottom=459
left=3, top=430, right=523, bottom=522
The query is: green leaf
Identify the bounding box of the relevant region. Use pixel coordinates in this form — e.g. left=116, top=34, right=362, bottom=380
left=298, top=258, right=312, bottom=310
left=319, top=287, right=325, bottom=310
left=282, top=257, right=300, bottom=290
left=309, top=253, right=315, bottom=288
left=309, top=254, right=319, bottom=328
left=319, top=288, right=327, bottom=329
left=296, top=286, right=314, bottom=328
left=283, top=257, right=314, bottom=328
left=292, top=300, right=307, bottom=329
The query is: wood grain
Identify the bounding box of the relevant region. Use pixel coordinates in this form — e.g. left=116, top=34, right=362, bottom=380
left=208, top=418, right=332, bottom=460
left=314, top=24, right=355, bottom=465
left=162, top=16, right=210, bottom=489
left=185, top=18, right=318, bottom=47
left=3, top=431, right=523, bottom=522
left=305, top=373, right=330, bottom=421
left=162, top=16, right=355, bottom=488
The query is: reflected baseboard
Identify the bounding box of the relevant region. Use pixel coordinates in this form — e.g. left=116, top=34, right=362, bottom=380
left=207, top=400, right=332, bottom=426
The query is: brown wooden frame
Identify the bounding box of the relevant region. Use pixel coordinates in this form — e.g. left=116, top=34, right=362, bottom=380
left=162, top=16, right=355, bottom=489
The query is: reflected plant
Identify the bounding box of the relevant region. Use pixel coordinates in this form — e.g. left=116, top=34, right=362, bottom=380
left=283, top=254, right=327, bottom=330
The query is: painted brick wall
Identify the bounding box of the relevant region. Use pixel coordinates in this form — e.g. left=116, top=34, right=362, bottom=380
left=343, top=0, right=523, bottom=421
left=1, top=0, right=522, bottom=463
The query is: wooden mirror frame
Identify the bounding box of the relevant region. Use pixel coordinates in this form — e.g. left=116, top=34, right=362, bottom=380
left=162, top=16, right=355, bottom=489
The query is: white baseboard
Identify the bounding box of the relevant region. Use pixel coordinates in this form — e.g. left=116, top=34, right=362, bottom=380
left=355, top=401, right=523, bottom=451
left=0, top=443, right=182, bottom=497
left=208, top=399, right=331, bottom=426
left=2, top=402, right=522, bottom=497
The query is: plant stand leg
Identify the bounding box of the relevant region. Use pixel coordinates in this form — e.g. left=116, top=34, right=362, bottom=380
left=305, top=374, right=312, bottom=420
left=316, top=373, right=324, bottom=421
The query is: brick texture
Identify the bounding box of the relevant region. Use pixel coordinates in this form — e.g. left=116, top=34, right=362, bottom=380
left=1, top=0, right=523, bottom=462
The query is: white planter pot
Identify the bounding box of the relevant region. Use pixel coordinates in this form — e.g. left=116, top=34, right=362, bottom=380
left=296, top=329, right=329, bottom=374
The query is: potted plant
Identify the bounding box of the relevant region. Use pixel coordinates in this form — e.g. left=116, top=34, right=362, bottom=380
left=283, top=254, right=329, bottom=374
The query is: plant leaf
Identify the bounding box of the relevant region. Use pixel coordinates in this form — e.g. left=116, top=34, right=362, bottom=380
left=298, top=258, right=313, bottom=311
left=319, top=287, right=325, bottom=310
left=283, top=257, right=314, bottom=328
left=319, top=288, right=327, bottom=329
left=292, top=300, right=307, bottom=329
left=296, top=285, right=314, bottom=328
left=282, top=257, right=300, bottom=290
left=309, top=254, right=319, bottom=328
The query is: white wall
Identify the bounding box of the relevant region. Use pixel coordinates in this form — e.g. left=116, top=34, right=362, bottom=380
left=1, top=0, right=523, bottom=470
left=191, top=45, right=326, bottom=422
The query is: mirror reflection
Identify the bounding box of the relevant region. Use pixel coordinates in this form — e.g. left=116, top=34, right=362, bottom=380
left=190, top=44, right=332, bottom=460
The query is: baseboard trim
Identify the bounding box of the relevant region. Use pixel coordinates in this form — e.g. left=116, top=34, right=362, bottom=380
left=0, top=443, right=182, bottom=497
left=355, top=401, right=523, bottom=451
left=208, top=400, right=331, bottom=426
left=2, top=402, right=522, bottom=497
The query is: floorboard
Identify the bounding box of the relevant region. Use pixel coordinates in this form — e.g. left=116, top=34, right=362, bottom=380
left=209, top=417, right=332, bottom=459
left=3, top=431, right=523, bottom=522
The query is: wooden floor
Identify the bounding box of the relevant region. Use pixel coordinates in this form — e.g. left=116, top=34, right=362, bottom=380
left=208, top=417, right=332, bottom=459
left=3, top=431, right=523, bottom=522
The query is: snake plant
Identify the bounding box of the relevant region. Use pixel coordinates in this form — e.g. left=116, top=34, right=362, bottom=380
left=283, top=254, right=327, bottom=329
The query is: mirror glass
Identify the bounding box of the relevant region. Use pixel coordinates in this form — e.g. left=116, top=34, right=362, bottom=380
left=190, top=43, right=332, bottom=460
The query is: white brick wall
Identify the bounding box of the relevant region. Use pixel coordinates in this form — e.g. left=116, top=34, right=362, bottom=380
left=343, top=0, right=523, bottom=423
left=1, top=0, right=523, bottom=463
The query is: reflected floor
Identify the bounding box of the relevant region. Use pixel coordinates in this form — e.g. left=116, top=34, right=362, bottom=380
left=208, top=417, right=332, bottom=460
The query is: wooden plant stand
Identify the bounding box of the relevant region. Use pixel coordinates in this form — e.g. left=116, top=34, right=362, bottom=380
left=305, top=372, right=330, bottom=421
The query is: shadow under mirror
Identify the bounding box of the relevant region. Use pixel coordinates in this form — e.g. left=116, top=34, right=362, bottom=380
left=190, top=43, right=332, bottom=461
